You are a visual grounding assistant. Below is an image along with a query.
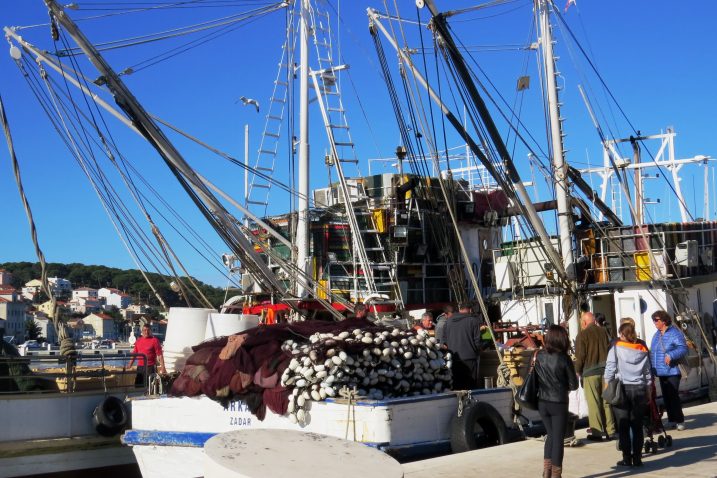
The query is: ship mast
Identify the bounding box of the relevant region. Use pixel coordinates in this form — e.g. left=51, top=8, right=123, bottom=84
left=295, top=0, right=311, bottom=297
left=414, top=1, right=569, bottom=284
left=537, top=0, right=579, bottom=337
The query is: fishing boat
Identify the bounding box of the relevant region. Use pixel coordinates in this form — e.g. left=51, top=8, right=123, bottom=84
left=3, top=0, right=716, bottom=477
left=0, top=344, right=143, bottom=478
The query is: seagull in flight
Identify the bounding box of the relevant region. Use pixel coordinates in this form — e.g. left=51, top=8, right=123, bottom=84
left=237, top=96, right=260, bottom=113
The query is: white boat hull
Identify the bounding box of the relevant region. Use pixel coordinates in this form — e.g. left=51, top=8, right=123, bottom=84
left=124, top=388, right=515, bottom=478
left=0, top=439, right=134, bottom=478
left=0, top=390, right=138, bottom=478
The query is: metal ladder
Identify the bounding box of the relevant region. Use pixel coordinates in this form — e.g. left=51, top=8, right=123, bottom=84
left=245, top=7, right=296, bottom=218
left=309, top=2, right=403, bottom=307
left=610, top=175, right=622, bottom=222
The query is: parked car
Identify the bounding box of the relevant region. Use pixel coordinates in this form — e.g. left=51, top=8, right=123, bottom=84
left=3, top=336, right=17, bottom=345
left=98, top=339, right=114, bottom=349
left=18, top=340, right=43, bottom=351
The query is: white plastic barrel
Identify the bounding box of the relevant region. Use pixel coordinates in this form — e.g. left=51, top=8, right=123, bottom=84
left=162, top=307, right=214, bottom=373
left=204, top=313, right=260, bottom=340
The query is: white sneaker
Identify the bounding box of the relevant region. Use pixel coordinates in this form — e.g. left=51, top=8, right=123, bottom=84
left=676, top=423, right=686, bottom=431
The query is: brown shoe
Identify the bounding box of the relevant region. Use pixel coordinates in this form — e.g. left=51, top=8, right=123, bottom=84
left=543, top=459, right=552, bottom=478
left=551, top=465, right=562, bottom=478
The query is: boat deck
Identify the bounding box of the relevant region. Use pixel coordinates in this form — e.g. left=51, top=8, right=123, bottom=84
left=404, top=401, right=717, bottom=478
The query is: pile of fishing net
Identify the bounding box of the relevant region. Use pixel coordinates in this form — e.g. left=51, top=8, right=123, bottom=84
left=170, top=318, right=452, bottom=423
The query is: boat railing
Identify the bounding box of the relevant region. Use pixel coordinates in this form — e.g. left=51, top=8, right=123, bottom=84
left=582, top=223, right=717, bottom=284
left=492, top=237, right=560, bottom=290
left=0, top=351, right=148, bottom=395
left=494, top=222, right=717, bottom=290
left=321, top=260, right=458, bottom=305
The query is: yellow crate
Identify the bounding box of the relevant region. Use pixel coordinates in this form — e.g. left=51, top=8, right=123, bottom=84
left=372, top=209, right=387, bottom=234
left=317, top=279, right=328, bottom=300
left=635, top=252, right=651, bottom=281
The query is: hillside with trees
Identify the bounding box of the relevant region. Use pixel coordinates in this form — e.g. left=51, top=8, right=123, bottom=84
left=0, top=262, right=231, bottom=309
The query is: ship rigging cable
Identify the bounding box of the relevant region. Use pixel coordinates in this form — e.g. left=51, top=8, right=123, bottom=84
left=551, top=7, right=694, bottom=220
left=448, top=1, right=703, bottom=319
left=9, top=32, right=239, bottom=306
left=370, top=18, right=466, bottom=302
left=37, top=59, right=199, bottom=307
left=1, top=92, right=75, bottom=356
left=38, top=1, right=359, bottom=316
left=11, top=45, right=351, bottom=318
left=53, top=28, right=210, bottom=307
left=57, top=2, right=286, bottom=54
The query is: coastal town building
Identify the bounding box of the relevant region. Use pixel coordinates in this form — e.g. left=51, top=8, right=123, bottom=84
left=48, top=277, right=72, bottom=297
left=69, top=296, right=102, bottom=315
left=34, top=316, right=58, bottom=345
left=27, top=309, right=48, bottom=321
left=72, top=287, right=99, bottom=301
left=0, top=286, right=19, bottom=302
left=21, top=279, right=43, bottom=301
left=122, top=303, right=151, bottom=321
left=38, top=299, right=70, bottom=317
left=99, top=287, right=132, bottom=310
left=66, top=318, right=84, bottom=342
left=0, top=289, right=28, bottom=342
left=81, top=312, right=118, bottom=340
left=0, top=269, right=13, bottom=286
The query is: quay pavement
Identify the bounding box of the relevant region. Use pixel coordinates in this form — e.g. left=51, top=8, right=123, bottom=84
left=404, top=401, right=717, bottom=478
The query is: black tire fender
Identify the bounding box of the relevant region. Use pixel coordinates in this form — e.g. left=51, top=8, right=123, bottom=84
left=450, top=400, right=508, bottom=453
left=93, top=396, right=129, bottom=436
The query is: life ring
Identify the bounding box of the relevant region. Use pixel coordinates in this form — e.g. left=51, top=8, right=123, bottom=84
left=450, top=401, right=508, bottom=453
left=92, top=396, right=129, bottom=436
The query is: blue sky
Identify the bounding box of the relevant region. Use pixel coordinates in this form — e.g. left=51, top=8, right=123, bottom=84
left=1, top=0, right=716, bottom=288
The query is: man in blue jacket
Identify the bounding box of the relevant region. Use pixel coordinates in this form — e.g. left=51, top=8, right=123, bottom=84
left=650, top=310, right=688, bottom=430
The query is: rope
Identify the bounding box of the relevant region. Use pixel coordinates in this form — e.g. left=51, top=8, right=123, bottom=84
left=0, top=92, right=76, bottom=357
left=148, top=372, right=164, bottom=395
left=339, top=385, right=360, bottom=441
left=454, top=389, right=470, bottom=418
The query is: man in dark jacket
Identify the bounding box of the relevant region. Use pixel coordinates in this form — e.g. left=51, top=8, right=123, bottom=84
left=444, top=302, right=483, bottom=389
left=575, top=311, right=616, bottom=440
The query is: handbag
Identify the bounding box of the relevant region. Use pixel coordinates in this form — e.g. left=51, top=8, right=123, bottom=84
left=660, top=332, right=691, bottom=376
left=601, top=350, right=625, bottom=407
left=674, top=356, right=691, bottom=377
left=602, top=377, right=625, bottom=407
left=517, top=351, right=539, bottom=410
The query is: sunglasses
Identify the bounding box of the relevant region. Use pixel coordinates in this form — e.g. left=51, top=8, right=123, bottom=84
left=652, top=318, right=663, bottom=323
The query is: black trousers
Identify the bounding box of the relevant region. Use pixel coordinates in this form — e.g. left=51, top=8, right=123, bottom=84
left=452, top=356, right=480, bottom=389
left=135, top=364, right=156, bottom=386
left=659, top=375, right=684, bottom=423
left=612, top=384, right=647, bottom=456
left=539, top=400, right=568, bottom=466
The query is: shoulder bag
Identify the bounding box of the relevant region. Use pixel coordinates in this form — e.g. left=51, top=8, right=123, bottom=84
left=601, top=349, right=625, bottom=407
left=517, top=350, right=539, bottom=410
left=660, top=331, right=691, bottom=376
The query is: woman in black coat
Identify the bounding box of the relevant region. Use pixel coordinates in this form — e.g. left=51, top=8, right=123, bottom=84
left=535, top=325, right=579, bottom=478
